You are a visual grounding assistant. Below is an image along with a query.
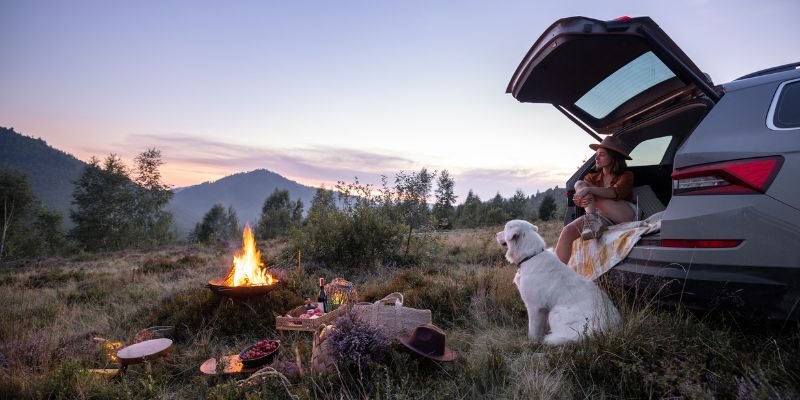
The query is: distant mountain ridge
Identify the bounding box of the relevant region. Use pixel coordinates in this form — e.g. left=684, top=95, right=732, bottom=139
left=0, top=127, right=87, bottom=225
left=1, top=127, right=320, bottom=238
left=167, top=169, right=319, bottom=238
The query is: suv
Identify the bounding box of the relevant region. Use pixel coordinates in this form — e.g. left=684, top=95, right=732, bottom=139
left=506, top=16, right=800, bottom=320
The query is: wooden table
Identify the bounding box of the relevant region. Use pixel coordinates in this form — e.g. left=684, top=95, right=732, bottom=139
left=116, top=338, right=173, bottom=374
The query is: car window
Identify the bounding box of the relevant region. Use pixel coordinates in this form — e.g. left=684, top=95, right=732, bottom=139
left=627, top=136, right=672, bottom=166
left=574, top=51, right=676, bottom=119
left=772, top=80, right=800, bottom=129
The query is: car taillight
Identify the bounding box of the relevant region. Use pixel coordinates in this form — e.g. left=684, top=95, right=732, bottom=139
left=671, top=156, right=783, bottom=195
left=661, top=239, right=742, bottom=248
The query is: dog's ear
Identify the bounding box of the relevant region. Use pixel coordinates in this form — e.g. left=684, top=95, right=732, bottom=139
left=532, top=225, right=539, bottom=232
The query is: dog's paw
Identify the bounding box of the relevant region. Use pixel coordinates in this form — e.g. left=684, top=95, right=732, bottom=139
left=543, top=333, right=575, bottom=346
left=528, top=334, right=544, bottom=344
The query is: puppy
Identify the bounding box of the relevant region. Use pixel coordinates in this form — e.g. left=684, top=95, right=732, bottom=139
left=496, top=220, right=621, bottom=345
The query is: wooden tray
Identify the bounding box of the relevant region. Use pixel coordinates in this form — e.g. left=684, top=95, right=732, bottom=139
left=200, top=355, right=258, bottom=375
left=116, top=338, right=173, bottom=365
left=276, top=304, right=345, bottom=332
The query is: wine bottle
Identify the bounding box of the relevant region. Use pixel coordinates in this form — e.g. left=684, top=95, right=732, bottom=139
left=317, top=278, right=327, bottom=313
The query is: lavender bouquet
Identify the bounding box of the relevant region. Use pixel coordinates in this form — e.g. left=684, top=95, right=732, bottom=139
left=326, top=309, right=391, bottom=370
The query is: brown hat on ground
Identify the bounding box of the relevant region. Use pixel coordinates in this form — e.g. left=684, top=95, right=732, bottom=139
left=589, top=135, right=632, bottom=160
left=398, top=323, right=457, bottom=362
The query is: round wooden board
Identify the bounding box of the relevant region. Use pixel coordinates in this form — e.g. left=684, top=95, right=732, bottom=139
left=117, top=338, right=173, bottom=365
left=200, top=355, right=258, bottom=375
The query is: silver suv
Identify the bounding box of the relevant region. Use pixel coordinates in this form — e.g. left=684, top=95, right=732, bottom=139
left=507, top=16, right=800, bottom=320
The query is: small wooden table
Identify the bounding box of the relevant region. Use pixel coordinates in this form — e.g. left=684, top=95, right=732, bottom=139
left=199, top=355, right=258, bottom=375
left=116, top=338, right=173, bottom=374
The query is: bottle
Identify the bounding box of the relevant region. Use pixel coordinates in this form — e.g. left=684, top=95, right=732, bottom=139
left=317, top=278, right=327, bottom=313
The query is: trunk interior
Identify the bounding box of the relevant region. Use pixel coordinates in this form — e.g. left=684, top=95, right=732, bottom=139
left=565, top=99, right=713, bottom=225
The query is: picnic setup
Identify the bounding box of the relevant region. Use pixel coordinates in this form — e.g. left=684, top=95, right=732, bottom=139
left=88, top=225, right=456, bottom=389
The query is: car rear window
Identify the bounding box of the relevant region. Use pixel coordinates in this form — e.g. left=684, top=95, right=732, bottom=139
left=772, top=80, right=800, bottom=129
left=628, top=136, right=672, bottom=166
left=575, top=51, right=675, bottom=119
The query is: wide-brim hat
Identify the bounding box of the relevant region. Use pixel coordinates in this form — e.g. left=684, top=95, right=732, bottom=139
left=398, top=323, right=457, bottom=362
left=589, top=135, right=632, bottom=160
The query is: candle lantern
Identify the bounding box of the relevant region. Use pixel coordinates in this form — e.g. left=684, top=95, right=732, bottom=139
left=326, top=278, right=358, bottom=310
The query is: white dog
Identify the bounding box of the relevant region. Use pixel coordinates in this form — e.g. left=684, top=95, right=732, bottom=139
left=496, top=220, right=621, bottom=345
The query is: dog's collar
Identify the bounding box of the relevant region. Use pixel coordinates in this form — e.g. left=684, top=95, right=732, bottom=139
left=516, top=248, right=544, bottom=268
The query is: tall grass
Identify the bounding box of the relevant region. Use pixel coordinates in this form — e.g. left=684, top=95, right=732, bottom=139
left=0, top=225, right=797, bottom=399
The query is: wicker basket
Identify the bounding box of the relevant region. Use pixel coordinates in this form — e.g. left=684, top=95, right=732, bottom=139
left=276, top=304, right=346, bottom=332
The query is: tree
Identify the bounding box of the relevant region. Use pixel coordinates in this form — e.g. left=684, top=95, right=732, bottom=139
left=538, top=194, right=557, bottom=221
left=394, top=168, right=435, bottom=257
left=0, top=169, right=35, bottom=258
left=70, top=155, right=137, bottom=251
left=132, top=148, right=174, bottom=246
left=456, top=190, right=484, bottom=228
left=70, top=150, right=174, bottom=251
left=190, top=204, right=240, bottom=244
left=1, top=169, right=71, bottom=259
left=291, top=198, right=304, bottom=226
left=256, top=188, right=303, bottom=239
left=508, top=189, right=528, bottom=220
left=432, top=170, right=457, bottom=230
left=29, top=207, right=69, bottom=256
left=484, top=193, right=509, bottom=226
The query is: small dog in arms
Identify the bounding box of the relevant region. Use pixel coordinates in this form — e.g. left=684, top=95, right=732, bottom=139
left=496, top=220, right=621, bottom=345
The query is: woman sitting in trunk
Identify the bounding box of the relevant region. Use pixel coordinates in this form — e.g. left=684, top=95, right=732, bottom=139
left=555, top=135, right=638, bottom=264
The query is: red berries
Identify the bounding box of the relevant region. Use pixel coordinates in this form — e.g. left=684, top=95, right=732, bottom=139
left=240, top=339, right=278, bottom=361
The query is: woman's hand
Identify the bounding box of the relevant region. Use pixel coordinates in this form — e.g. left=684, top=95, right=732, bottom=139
left=573, top=187, right=594, bottom=208
left=575, top=186, right=592, bottom=198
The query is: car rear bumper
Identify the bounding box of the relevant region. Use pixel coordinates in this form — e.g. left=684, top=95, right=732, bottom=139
left=608, top=256, right=800, bottom=321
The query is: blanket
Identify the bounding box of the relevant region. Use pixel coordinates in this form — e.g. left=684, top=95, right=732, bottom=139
left=569, top=212, right=664, bottom=281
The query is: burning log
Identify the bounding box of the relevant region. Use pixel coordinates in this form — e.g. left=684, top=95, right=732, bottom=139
left=208, top=224, right=280, bottom=298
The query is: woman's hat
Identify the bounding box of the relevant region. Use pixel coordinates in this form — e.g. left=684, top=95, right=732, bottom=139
left=397, top=323, right=457, bottom=362
left=589, top=135, right=632, bottom=160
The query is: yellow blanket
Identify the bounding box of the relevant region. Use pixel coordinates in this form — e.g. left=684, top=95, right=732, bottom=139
left=569, top=213, right=663, bottom=280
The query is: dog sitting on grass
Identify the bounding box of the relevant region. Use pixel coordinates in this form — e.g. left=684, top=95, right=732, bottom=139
left=496, top=220, right=621, bottom=345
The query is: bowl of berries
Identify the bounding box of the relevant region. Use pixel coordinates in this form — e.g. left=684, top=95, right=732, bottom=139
left=239, top=339, right=280, bottom=369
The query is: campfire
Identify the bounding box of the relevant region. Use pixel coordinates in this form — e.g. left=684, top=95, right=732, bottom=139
left=208, top=224, right=280, bottom=298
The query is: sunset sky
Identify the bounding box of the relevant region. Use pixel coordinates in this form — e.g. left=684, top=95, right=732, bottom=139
left=2, top=0, right=798, bottom=201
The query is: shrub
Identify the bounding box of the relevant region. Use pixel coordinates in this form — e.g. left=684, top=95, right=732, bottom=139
left=138, top=256, right=180, bottom=274
left=65, top=280, right=113, bottom=305
left=294, top=185, right=406, bottom=270
left=24, top=268, right=86, bottom=288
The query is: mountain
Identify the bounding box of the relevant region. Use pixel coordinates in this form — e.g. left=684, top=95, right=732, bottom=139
left=168, top=169, right=319, bottom=238
left=0, top=127, right=87, bottom=225
left=0, top=127, right=321, bottom=238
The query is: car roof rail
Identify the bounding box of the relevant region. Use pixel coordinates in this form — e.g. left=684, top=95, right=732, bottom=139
left=735, top=62, right=800, bottom=81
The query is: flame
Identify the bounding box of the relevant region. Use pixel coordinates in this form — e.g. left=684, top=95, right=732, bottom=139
left=101, top=341, right=123, bottom=363
left=222, top=224, right=277, bottom=287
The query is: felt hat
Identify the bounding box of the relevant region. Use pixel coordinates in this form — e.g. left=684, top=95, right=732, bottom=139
left=589, top=135, right=632, bottom=160
left=398, top=323, right=457, bottom=362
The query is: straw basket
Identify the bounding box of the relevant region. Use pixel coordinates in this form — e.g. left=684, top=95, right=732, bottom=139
left=276, top=304, right=346, bottom=332
left=353, top=292, right=432, bottom=338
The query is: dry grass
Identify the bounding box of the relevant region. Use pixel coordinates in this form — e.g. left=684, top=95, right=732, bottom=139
left=0, top=224, right=798, bottom=399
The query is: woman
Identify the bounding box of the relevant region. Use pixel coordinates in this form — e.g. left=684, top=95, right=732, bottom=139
left=555, top=135, right=637, bottom=265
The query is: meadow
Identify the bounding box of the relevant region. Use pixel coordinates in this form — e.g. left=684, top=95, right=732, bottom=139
left=0, top=222, right=798, bottom=399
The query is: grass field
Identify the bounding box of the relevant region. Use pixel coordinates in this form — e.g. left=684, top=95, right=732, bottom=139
left=0, top=222, right=798, bottom=399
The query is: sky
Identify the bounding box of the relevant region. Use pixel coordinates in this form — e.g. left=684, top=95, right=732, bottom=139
left=1, top=0, right=798, bottom=202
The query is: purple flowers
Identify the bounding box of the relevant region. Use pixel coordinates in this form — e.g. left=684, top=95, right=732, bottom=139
left=327, top=309, right=391, bottom=369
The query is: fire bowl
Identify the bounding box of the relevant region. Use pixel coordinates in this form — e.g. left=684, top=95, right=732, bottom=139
left=207, top=278, right=280, bottom=298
